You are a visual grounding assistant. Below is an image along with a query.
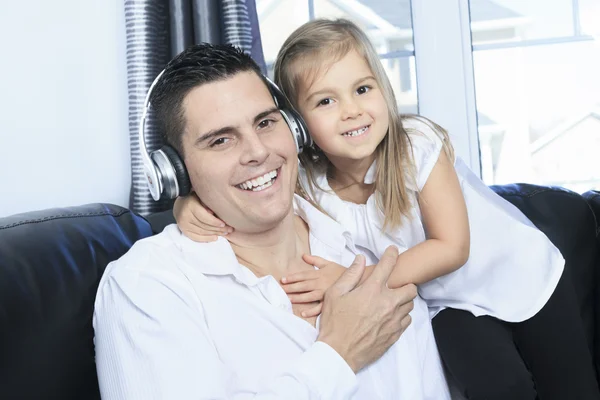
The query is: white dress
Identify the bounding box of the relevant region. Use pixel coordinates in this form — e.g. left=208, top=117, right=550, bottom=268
left=306, top=118, right=565, bottom=322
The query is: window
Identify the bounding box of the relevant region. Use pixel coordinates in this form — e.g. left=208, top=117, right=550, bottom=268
left=469, top=0, right=600, bottom=192
left=257, top=0, right=600, bottom=193
left=256, top=0, right=418, bottom=114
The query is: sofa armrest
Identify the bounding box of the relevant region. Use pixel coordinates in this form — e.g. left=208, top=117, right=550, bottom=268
left=0, top=203, right=153, bottom=399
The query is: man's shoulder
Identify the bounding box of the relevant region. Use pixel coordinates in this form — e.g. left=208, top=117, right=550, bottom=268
left=100, top=225, right=226, bottom=286
left=112, top=224, right=183, bottom=270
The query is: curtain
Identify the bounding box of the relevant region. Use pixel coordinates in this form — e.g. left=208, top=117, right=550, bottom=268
left=124, top=0, right=265, bottom=215
left=221, top=0, right=267, bottom=73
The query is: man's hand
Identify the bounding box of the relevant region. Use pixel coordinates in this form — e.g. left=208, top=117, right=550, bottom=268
left=317, top=246, right=417, bottom=373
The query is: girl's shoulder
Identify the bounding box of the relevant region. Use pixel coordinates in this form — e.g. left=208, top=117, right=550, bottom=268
left=401, top=115, right=445, bottom=149
left=401, top=115, right=447, bottom=191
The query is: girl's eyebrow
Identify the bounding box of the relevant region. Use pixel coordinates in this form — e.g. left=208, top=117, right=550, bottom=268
left=303, top=75, right=376, bottom=104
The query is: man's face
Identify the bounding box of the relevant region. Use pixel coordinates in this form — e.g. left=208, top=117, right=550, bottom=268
left=180, top=71, right=298, bottom=234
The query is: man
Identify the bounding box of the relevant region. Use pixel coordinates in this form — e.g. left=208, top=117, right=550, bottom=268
left=93, top=44, right=449, bottom=399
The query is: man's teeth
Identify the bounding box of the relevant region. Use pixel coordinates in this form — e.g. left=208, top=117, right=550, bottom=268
left=343, top=126, right=369, bottom=137
left=239, top=170, right=278, bottom=191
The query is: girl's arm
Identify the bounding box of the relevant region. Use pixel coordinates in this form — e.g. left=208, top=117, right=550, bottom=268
left=385, top=150, right=470, bottom=288
left=173, top=193, right=233, bottom=242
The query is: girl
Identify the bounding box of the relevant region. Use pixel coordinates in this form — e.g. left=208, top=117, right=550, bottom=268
left=174, top=19, right=599, bottom=400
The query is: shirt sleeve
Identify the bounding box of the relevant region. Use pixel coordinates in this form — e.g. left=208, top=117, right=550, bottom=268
left=403, top=117, right=445, bottom=191
left=93, top=263, right=358, bottom=400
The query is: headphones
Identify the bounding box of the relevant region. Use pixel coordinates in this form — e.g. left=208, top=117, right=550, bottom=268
left=139, top=69, right=312, bottom=201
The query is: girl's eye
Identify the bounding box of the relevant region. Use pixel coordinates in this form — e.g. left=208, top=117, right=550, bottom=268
left=210, top=137, right=229, bottom=147
left=317, top=98, right=332, bottom=107
left=357, top=85, right=371, bottom=95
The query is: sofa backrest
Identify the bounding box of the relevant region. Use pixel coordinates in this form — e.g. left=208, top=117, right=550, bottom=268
left=0, top=204, right=153, bottom=399
left=0, top=186, right=598, bottom=397
left=492, top=184, right=600, bottom=376
left=583, top=190, right=600, bottom=382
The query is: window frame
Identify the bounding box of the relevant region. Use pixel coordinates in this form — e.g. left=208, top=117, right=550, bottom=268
left=282, top=0, right=597, bottom=178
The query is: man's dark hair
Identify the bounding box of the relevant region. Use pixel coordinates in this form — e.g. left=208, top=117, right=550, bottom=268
left=149, top=43, right=263, bottom=156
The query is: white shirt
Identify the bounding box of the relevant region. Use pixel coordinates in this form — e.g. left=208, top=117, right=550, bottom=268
left=309, top=117, right=564, bottom=322
left=93, top=195, right=450, bottom=400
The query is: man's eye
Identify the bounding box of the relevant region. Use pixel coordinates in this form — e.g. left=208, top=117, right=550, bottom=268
left=210, top=137, right=229, bottom=147
left=258, top=119, right=274, bottom=129
left=356, top=85, right=371, bottom=95
left=317, top=98, right=332, bottom=107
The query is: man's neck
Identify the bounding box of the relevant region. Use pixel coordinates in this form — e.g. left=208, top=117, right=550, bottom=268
left=227, top=213, right=310, bottom=281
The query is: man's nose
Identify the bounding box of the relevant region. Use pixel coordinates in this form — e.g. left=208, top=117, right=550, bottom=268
left=240, top=131, right=269, bottom=165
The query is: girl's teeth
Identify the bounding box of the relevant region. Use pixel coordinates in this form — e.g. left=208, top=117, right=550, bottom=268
left=345, top=126, right=368, bottom=136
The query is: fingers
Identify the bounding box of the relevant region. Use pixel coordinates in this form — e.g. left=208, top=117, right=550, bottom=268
left=328, top=254, right=366, bottom=296
left=281, top=280, right=318, bottom=294
left=174, top=193, right=233, bottom=237
left=302, top=254, right=330, bottom=269
left=188, top=207, right=232, bottom=236
left=185, top=232, right=219, bottom=243
left=388, top=314, right=413, bottom=346
left=288, top=290, right=325, bottom=304
left=189, top=221, right=232, bottom=236
left=396, top=297, right=415, bottom=316
left=186, top=194, right=230, bottom=230
left=301, top=302, right=323, bottom=318
left=400, top=314, right=413, bottom=331
left=390, top=284, right=418, bottom=306
left=281, top=270, right=319, bottom=284
left=365, top=246, right=399, bottom=286
left=191, top=205, right=228, bottom=230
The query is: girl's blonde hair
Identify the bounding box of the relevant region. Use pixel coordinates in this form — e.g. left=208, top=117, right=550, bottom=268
left=275, top=18, right=455, bottom=231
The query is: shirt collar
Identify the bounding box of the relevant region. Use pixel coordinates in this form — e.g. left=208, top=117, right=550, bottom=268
left=172, top=195, right=357, bottom=277
left=167, top=225, right=242, bottom=277
left=293, top=194, right=356, bottom=253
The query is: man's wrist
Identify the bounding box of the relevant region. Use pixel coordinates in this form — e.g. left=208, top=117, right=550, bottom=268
left=316, top=337, right=357, bottom=373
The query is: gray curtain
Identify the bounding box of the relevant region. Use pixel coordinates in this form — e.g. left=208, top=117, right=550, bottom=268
left=124, top=0, right=265, bottom=215
left=221, top=0, right=266, bottom=72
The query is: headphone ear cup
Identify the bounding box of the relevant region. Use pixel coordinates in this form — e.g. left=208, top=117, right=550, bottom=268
left=263, top=76, right=312, bottom=151
left=280, top=108, right=312, bottom=154
left=289, top=109, right=311, bottom=149
left=160, top=145, right=191, bottom=197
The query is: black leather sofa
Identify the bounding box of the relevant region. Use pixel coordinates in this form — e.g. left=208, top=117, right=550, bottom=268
left=1, top=185, right=599, bottom=399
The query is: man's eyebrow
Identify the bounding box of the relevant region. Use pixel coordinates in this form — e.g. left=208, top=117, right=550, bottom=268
left=304, top=75, right=376, bottom=104
left=194, top=107, right=280, bottom=146
left=253, top=107, right=280, bottom=124
left=195, top=126, right=235, bottom=146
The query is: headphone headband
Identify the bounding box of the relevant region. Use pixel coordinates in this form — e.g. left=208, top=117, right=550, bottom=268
left=139, top=70, right=168, bottom=201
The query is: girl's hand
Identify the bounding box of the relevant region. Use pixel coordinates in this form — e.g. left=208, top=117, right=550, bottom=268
left=173, top=193, right=233, bottom=242
left=281, top=254, right=346, bottom=317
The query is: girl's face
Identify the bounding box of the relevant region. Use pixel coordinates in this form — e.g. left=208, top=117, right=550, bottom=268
left=296, top=50, right=390, bottom=168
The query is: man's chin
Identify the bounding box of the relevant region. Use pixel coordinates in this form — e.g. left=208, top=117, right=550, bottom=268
left=233, top=203, right=293, bottom=234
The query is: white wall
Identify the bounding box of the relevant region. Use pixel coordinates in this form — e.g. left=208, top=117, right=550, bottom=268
left=0, top=0, right=130, bottom=218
